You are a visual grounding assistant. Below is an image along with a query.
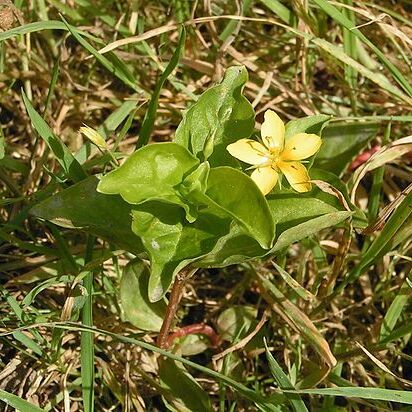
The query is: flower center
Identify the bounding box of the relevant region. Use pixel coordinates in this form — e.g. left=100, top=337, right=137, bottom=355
left=268, top=147, right=281, bottom=165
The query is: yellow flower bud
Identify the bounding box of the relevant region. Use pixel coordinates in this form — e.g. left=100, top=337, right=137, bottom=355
left=79, top=125, right=107, bottom=149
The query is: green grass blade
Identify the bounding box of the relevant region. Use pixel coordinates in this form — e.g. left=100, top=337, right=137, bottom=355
left=60, top=16, right=144, bottom=94
left=310, top=37, right=411, bottom=104
left=272, top=261, right=315, bottom=302
left=289, top=387, right=412, bottom=404
left=137, top=27, right=185, bottom=148
left=42, top=57, right=60, bottom=117
left=260, top=0, right=295, bottom=25
left=0, top=389, right=46, bottom=411
left=21, top=90, right=87, bottom=183
left=81, top=236, right=95, bottom=412
left=75, top=100, right=137, bottom=164
left=341, top=0, right=358, bottom=112
left=0, top=20, right=98, bottom=42
left=5, top=322, right=266, bottom=405
left=342, top=187, right=412, bottom=289
left=264, top=340, right=308, bottom=412
left=368, top=122, right=391, bottom=224
left=219, top=0, right=253, bottom=42
left=311, top=0, right=412, bottom=98
left=380, top=270, right=412, bottom=341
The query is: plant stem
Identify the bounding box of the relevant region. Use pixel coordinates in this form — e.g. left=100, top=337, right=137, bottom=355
left=156, top=267, right=192, bottom=348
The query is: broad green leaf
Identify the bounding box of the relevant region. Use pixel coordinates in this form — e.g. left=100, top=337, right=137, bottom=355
left=284, top=114, right=331, bottom=140
left=131, top=202, right=230, bottom=302
left=175, top=66, right=255, bottom=166
left=0, top=389, right=45, bottom=412
left=97, top=143, right=200, bottom=222
left=314, top=122, right=378, bottom=176
left=271, top=211, right=352, bottom=253
left=194, top=224, right=265, bottom=269
left=22, top=90, right=87, bottom=183
left=179, top=161, right=210, bottom=204
left=205, top=167, right=275, bottom=249
left=128, top=165, right=274, bottom=301
left=30, top=176, right=144, bottom=254
left=159, top=359, right=212, bottom=412
left=120, top=259, right=166, bottom=331
left=194, top=209, right=351, bottom=269
left=264, top=340, right=308, bottom=412
left=267, top=193, right=339, bottom=233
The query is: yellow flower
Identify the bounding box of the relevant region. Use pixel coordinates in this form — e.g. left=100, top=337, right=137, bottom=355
left=79, top=125, right=107, bottom=149
left=227, top=110, right=322, bottom=195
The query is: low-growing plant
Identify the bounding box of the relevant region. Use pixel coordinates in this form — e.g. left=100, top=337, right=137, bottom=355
left=32, top=64, right=353, bottom=349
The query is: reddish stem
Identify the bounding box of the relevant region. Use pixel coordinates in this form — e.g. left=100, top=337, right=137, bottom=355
left=348, top=146, right=380, bottom=171
left=156, top=269, right=190, bottom=349
left=166, top=324, right=221, bottom=349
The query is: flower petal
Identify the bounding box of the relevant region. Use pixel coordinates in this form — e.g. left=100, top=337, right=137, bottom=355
left=278, top=161, right=311, bottom=192
left=227, top=139, right=268, bottom=165
left=261, top=110, right=285, bottom=150
left=251, top=166, right=278, bottom=195
left=281, top=133, right=322, bottom=161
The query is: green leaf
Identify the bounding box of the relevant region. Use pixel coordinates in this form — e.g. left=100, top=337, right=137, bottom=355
left=0, top=389, right=45, bottom=412
left=205, top=167, right=275, bottom=249
left=30, top=176, right=144, bottom=255
left=120, top=259, right=166, bottom=331
left=159, top=359, right=212, bottom=412
left=22, top=90, right=87, bottom=183
left=284, top=114, right=331, bottom=140
left=175, top=65, right=255, bottom=166
left=267, top=192, right=339, bottom=233
left=131, top=202, right=230, bottom=302
left=97, top=143, right=200, bottom=222
left=194, top=224, right=265, bottom=268
left=264, top=340, right=309, bottom=412
left=194, top=208, right=351, bottom=269
left=138, top=28, right=186, bottom=148
left=270, top=211, right=352, bottom=253
left=314, top=122, right=378, bottom=176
